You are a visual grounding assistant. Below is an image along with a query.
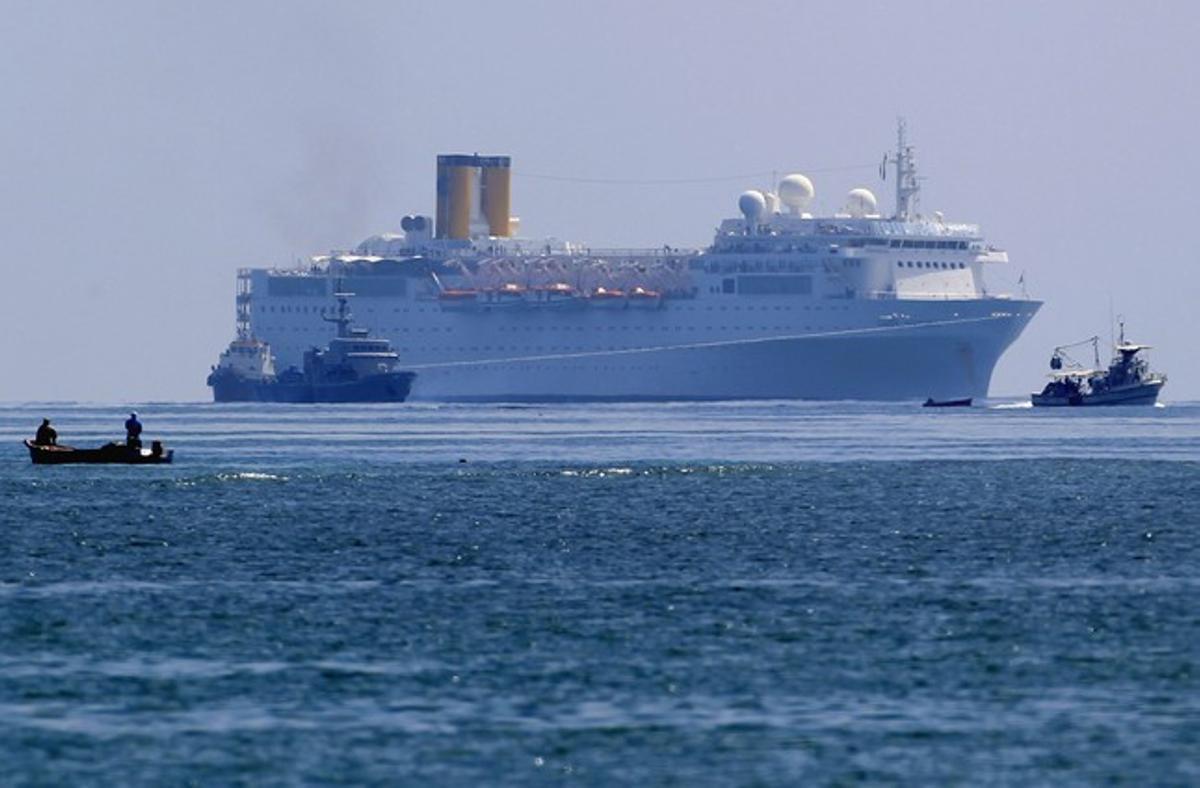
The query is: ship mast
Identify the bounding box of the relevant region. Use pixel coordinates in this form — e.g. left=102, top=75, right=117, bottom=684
left=893, top=119, right=920, bottom=220
left=324, top=279, right=355, bottom=338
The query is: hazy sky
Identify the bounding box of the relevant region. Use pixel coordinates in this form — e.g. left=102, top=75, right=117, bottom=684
left=3, top=1, right=1197, bottom=401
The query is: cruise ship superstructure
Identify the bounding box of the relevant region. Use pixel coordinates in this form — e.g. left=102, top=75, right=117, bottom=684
left=229, top=125, right=1040, bottom=401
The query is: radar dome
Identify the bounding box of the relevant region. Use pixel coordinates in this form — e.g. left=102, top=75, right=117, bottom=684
left=778, top=174, right=815, bottom=213
left=844, top=188, right=878, bottom=217
left=738, top=190, right=767, bottom=224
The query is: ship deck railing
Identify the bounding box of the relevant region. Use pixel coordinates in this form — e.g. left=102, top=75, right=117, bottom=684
left=868, top=290, right=1011, bottom=301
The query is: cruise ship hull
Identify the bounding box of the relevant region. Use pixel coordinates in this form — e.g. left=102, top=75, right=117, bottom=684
left=404, top=300, right=1040, bottom=402
left=229, top=133, right=1041, bottom=404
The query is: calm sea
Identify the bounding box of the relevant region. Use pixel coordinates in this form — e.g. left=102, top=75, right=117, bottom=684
left=2, top=400, right=1198, bottom=785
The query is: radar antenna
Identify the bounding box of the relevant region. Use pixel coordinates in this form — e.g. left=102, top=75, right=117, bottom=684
left=893, top=118, right=920, bottom=220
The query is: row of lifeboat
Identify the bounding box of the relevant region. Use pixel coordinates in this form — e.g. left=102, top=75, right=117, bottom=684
left=437, top=283, right=663, bottom=310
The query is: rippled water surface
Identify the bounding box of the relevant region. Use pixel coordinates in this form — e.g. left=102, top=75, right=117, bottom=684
left=2, top=401, right=1198, bottom=784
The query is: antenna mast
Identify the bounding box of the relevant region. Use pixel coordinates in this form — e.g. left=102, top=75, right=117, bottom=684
left=324, top=278, right=355, bottom=338
left=893, top=118, right=920, bottom=220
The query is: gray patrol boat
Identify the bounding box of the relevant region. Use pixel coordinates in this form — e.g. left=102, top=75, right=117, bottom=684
left=208, top=290, right=416, bottom=403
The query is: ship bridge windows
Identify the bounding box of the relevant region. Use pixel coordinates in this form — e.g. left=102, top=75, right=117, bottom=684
left=897, top=260, right=969, bottom=271
left=893, top=239, right=972, bottom=251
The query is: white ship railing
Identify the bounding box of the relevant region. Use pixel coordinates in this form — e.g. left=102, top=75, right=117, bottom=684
left=868, top=290, right=1014, bottom=301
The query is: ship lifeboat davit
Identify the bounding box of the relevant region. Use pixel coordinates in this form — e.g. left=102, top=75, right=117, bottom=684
left=527, top=282, right=579, bottom=307
left=479, top=283, right=527, bottom=309
left=438, top=288, right=480, bottom=310
left=587, top=287, right=627, bottom=309
left=628, top=286, right=662, bottom=309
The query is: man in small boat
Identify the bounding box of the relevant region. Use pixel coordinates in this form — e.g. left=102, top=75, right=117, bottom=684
left=34, top=419, right=57, bottom=446
left=125, top=412, right=143, bottom=449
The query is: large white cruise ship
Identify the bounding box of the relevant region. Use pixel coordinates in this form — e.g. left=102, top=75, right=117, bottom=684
left=226, top=125, right=1040, bottom=401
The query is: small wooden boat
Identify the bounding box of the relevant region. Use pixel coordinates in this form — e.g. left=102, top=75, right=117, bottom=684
left=24, top=440, right=174, bottom=465
left=923, top=397, right=973, bottom=408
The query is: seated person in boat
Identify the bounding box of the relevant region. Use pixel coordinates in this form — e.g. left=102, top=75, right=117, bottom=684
left=34, top=419, right=57, bottom=446
left=125, top=412, right=143, bottom=449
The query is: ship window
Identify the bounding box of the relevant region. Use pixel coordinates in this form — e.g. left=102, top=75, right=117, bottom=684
left=890, top=240, right=902, bottom=248
left=958, top=242, right=968, bottom=250
left=737, top=275, right=812, bottom=295
left=267, top=277, right=327, bottom=298
left=722, top=278, right=735, bottom=294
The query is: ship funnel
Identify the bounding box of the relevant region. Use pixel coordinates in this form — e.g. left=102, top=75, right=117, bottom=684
left=481, top=158, right=512, bottom=237
left=435, top=154, right=513, bottom=240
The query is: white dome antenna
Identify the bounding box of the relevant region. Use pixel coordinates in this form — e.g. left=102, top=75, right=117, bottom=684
left=844, top=187, right=878, bottom=218
left=778, top=174, right=815, bottom=215
left=738, top=190, right=766, bottom=232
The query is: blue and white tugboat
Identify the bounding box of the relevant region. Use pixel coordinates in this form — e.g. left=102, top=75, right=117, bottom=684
left=1031, top=323, right=1166, bottom=407
left=208, top=290, right=416, bottom=403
